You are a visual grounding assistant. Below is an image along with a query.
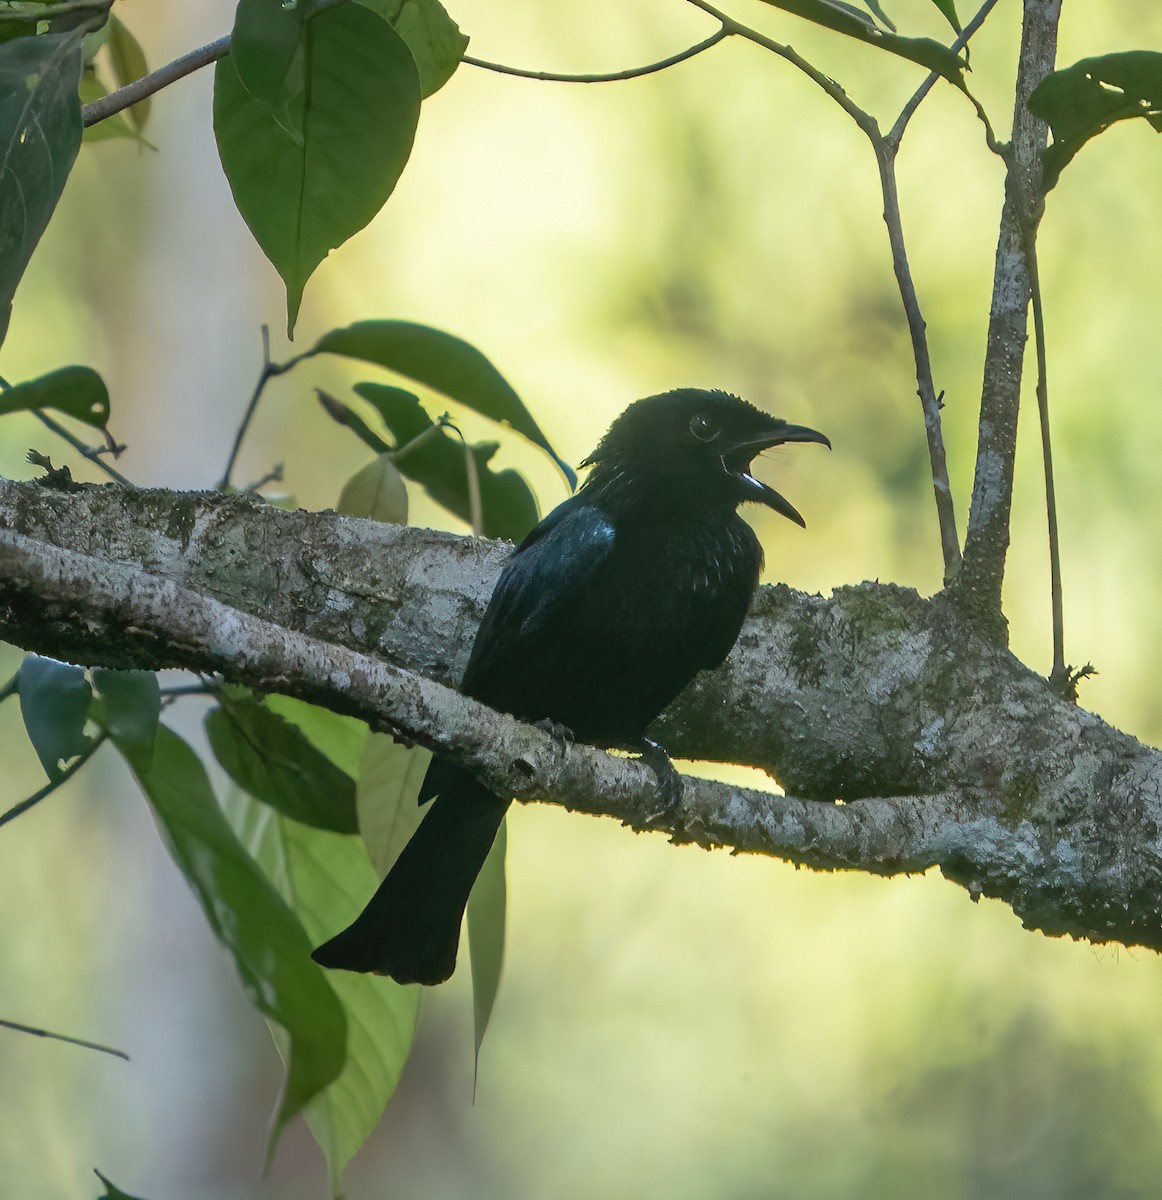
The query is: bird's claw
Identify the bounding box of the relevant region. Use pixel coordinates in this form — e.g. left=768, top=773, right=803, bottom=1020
left=639, top=736, right=684, bottom=820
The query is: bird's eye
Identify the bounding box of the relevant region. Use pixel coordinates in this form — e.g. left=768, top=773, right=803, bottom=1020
left=689, top=413, right=717, bottom=442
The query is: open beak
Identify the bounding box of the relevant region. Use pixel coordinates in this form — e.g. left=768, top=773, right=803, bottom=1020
left=724, top=423, right=830, bottom=527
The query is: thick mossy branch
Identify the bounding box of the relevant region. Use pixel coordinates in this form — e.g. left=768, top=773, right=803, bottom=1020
left=1, top=477, right=1161, bottom=952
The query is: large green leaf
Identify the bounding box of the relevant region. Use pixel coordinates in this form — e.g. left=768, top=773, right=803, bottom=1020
left=0, top=29, right=84, bottom=343
left=356, top=732, right=429, bottom=875
left=213, top=3, right=421, bottom=335
left=467, top=817, right=506, bottom=1072
left=18, top=654, right=91, bottom=780
left=756, top=0, right=966, bottom=84
left=205, top=690, right=359, bottom=834
left=356, top=0, right=466, bottom=97
left=352, top=382, right=539, bottom=541
left=90, top=668, right=159, bottom=768
left=1029, top=52, right=1162, bottom=191
left=264, top=693, right=368, bottom=777
left=0, top=364, right=110, bottom=428
left=311, top=321, right=576, bottom=488
left=229, top=0, right=305, bottom=116
left=229, top=788, right=420, bottom=1194
left=119, top=725, right=348, bottom=1154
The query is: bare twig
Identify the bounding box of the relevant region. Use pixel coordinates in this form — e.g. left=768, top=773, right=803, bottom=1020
left=887, top=0, right=1005, bottom=149
left=0, top=732, right=107, bottom=830
left=219, top=328, right=302, bottom=491
left=32, top=412, right=134, bottom=487
left=0, top=1018, right=129, bottom=1061
left=464, top=28, right=730, bottom=83
left=82, top=36, right=229, bottom=128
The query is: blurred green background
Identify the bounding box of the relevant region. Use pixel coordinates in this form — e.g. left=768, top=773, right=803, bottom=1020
left=3, top=1, right=1162, bottom=1196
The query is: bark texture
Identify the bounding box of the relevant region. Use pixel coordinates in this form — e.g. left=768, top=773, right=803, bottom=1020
left=2, top=477, right=1160, bottom=954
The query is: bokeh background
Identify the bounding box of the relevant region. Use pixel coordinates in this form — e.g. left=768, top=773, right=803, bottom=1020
left=2, top=1, right=1162, bottom=1196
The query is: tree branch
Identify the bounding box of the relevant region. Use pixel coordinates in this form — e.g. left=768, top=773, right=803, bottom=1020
left=950, top=0, right=1060, bottom=639
left=2, top=478, right=1161, bottom=952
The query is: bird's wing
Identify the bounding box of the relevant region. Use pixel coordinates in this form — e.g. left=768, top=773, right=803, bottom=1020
left=460, top=497, right=616, bottom=700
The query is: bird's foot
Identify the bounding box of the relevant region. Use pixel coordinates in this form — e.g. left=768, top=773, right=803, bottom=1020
left=534, top=718, right=575, bottom=757
left=639, top=736, right=684, bottom=820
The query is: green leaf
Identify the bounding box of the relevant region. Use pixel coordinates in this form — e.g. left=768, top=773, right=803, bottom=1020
left=0, top=29, right=84, bottom=343
left=229, top=0, right=304, bottom=116
left=106, top=13, right=150, bottom=130
left=355, top=0, right=467, bottom=97
left=354, top=382, right=539, bottom=541
left=755, top=0, right=966, bottom=84
left=0, top=365, right=110, bottom=428
left=264, top=693, right=369, bottom=777
left=467, top=817, right=506, bottom=1072
left=927, top=0, right=960, bottom=35
left=18, top=654, right=91, bottom=780
left=228, top=790, right=420, bottom=1194
left=859, top=0, right=895, bottom=32
left=213, top=3, right=421, bottom=336
left=205, top=691, right=359, bottom=834
left=356, top=732, right=429, bottom=875
left=1028, top=52, right=1162, bottom=192
left=317, top=387, right=391, bottom=454
left=337, top=452, right=409, bottom=524
left=93, top=1169, right=148, bottom=1200
left=118, top=724, right=348, bottom=1155
left=90, top=668, right=159, bottom=767
left=311, top=321, right=576, bottom=488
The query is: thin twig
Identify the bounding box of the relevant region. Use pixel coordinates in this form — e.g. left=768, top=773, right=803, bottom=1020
left=463, top=28, right=730, bottom=84
left=463, top=442, right=484, bottom=536
left=0, top=1018, right=129, bottom=1061
left=887, top=0, right=1004, bottom=149
left=219, top=328, right=300, bottom=491
left=0, top=733, right=107, bottom=830
left=32, top=411, right=134, bottom=487
left=685, top=0, right=879, bottom=134
left=873, top=139, right=962, bottom=579
left=82, top=36, right=229, bottom=128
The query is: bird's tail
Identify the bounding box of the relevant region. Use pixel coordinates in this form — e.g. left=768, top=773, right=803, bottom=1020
left=312, top=761, right=508, bottom=985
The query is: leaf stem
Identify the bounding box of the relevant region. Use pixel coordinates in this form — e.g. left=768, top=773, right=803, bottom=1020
left=219, top=328, right=299, bottom=491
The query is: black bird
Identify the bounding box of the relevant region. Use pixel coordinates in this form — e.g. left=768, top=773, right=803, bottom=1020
left=312, top=389, right=829, bottom=984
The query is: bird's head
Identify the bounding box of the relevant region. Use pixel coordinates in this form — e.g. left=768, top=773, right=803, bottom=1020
left=580, top=389, right=830, bottom=526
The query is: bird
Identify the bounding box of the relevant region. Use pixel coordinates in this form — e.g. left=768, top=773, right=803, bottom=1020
left=312, top=388, right=829, bottom=984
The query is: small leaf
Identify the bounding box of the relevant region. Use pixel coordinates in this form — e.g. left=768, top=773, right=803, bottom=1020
left=927, top=0, right=960, bottom=35
left=118, top=724, right=348, bottom=1154
left=311, top=320, right=576, bottom=488
left=317, top=388, right=391, bottom=454
left=213, top=3, right=421, bottom=336
left=205, top=691, right=359, bottom=834
left=90, top=669, right=159, bottom=767
left=0, top=365, right=110, bottom=428
left=467, top=817, right=506, bottom=1072
left=755, top=0, right=966, bottom=84
left=860, top=0, right=896, bottom=32
left=18, top=655, right=91, bottom=780
left=106, top=14, right=151, bottom=131
left=355, top=0, right=467, bottom=97
left=1029, top=52, right=1162, bottom=191
left=355, top=382, right=539, bottom=542
left=228, top=790, right=420, bottom=1193
left=93, top=1169, right=148, bottom=1200
left=0, top=29, right=84, bottom=343
left=338, top=452, right=410, bottom=524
